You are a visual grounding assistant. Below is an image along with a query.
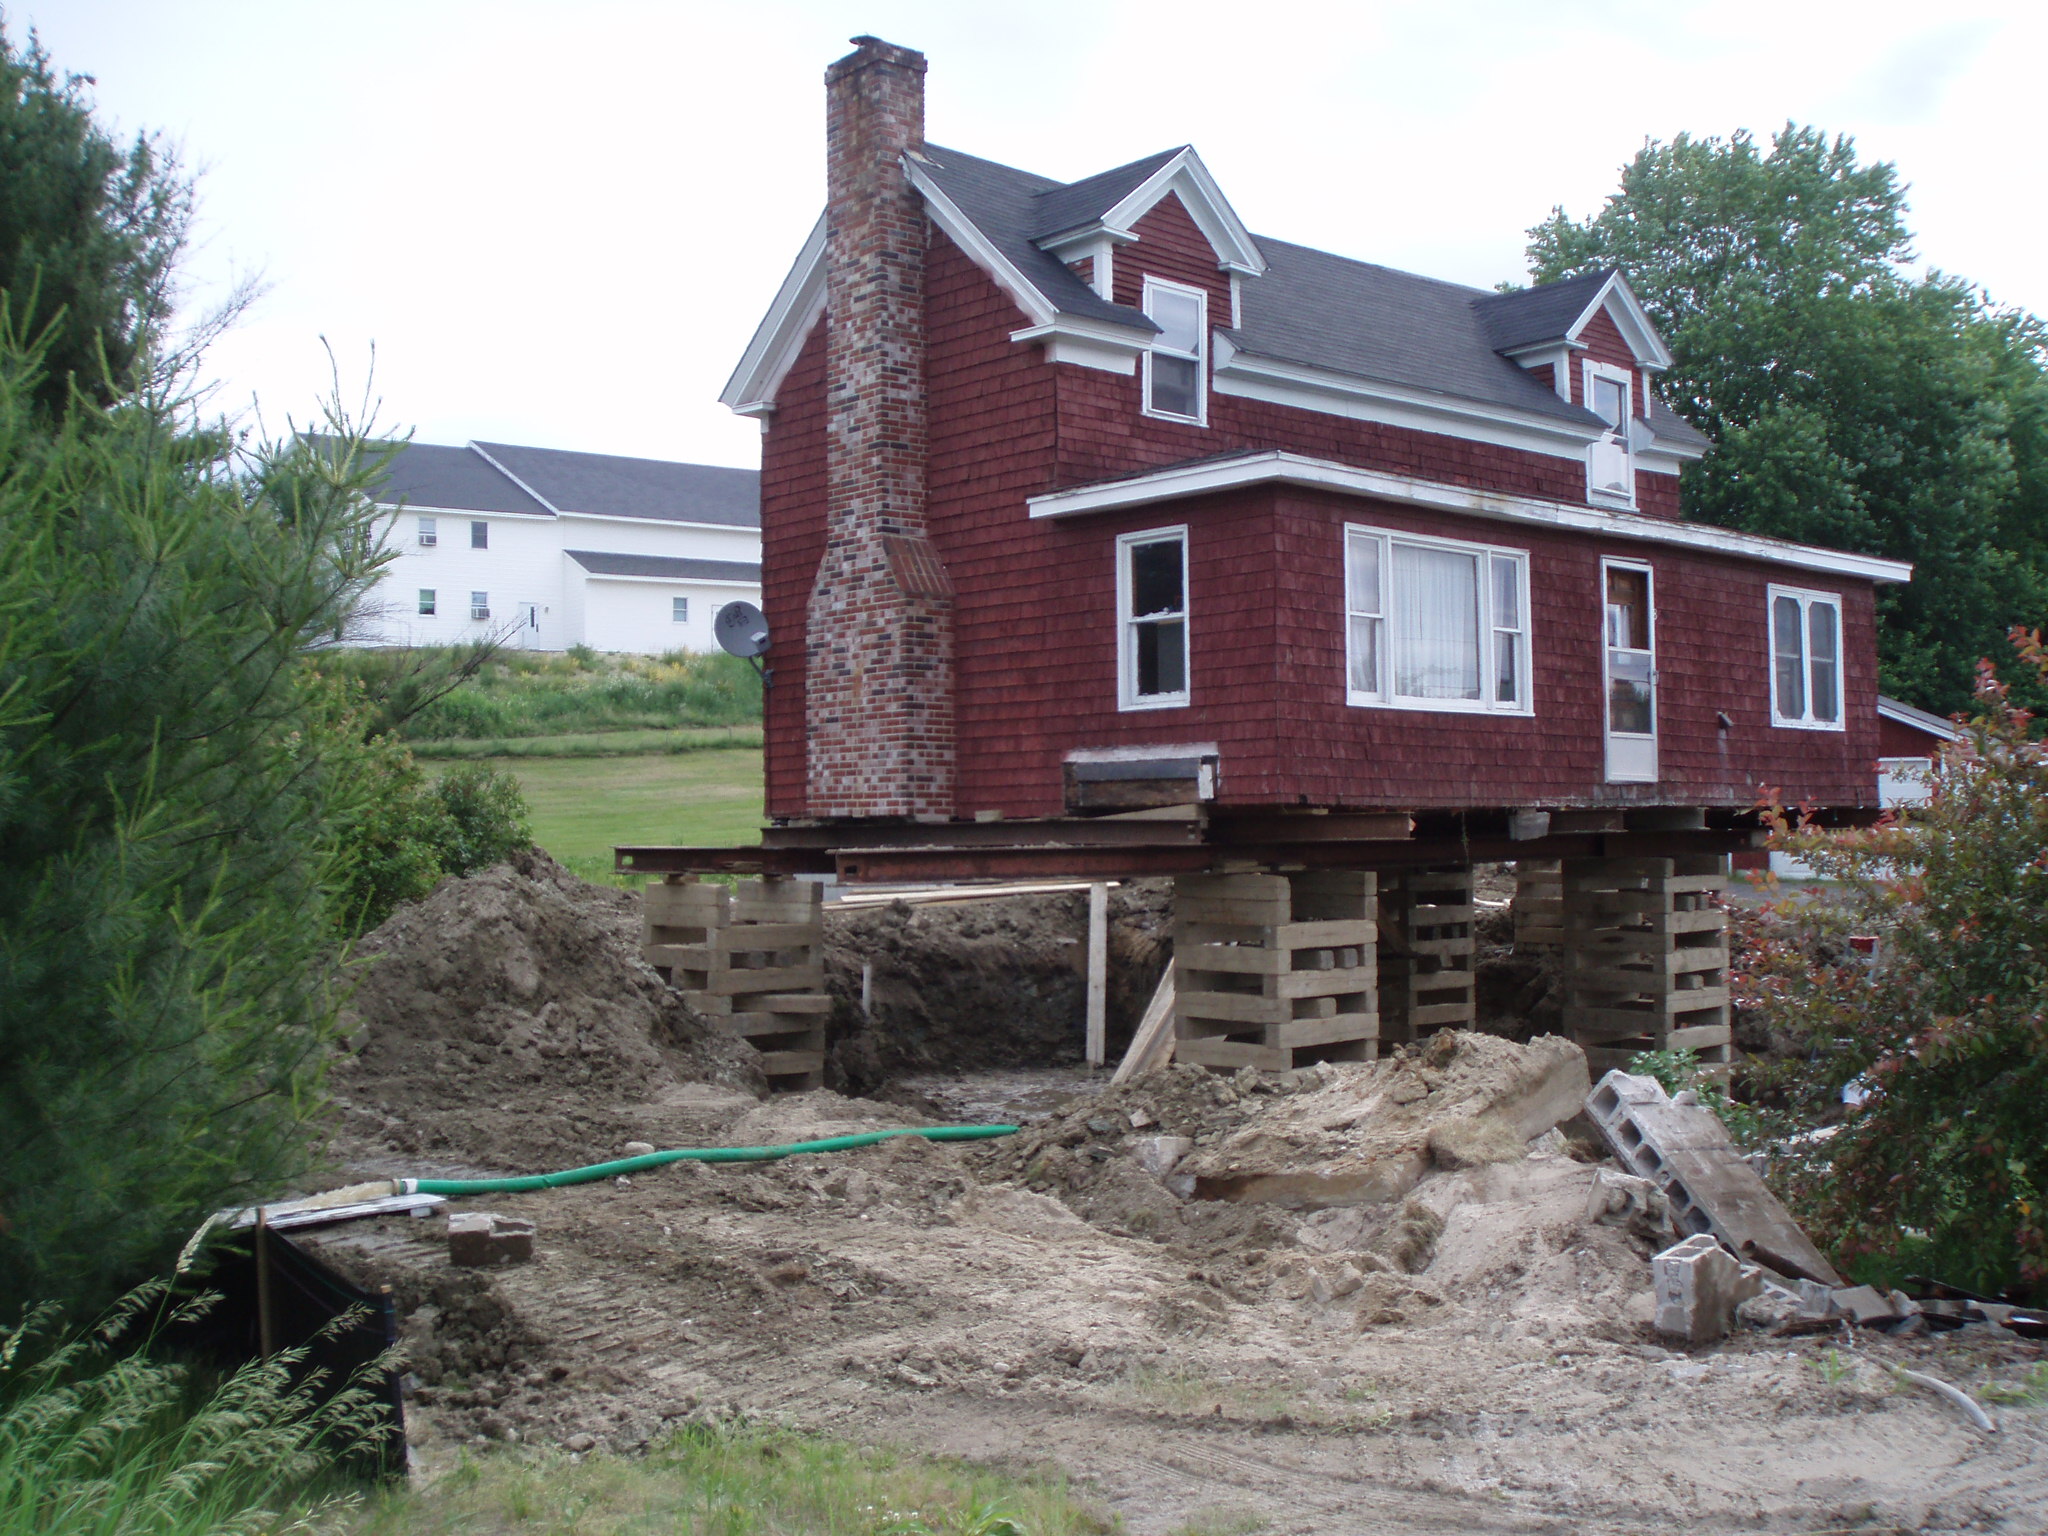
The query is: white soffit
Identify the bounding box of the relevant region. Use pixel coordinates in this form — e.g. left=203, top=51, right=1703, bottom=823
left=720, top=212, right=828, bottom=417
left=1025, top=449, right=1914, bottom=584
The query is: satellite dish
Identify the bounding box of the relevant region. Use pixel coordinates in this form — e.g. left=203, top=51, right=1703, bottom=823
left=714, top=600, right=770, bottom=659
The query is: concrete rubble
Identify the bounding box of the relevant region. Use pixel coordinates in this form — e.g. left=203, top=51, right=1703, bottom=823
left=1652, top=1232, right=1766, bottom=1343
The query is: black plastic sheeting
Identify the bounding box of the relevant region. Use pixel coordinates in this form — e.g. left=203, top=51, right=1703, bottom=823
left=166, top=1226, right=407, bottom=1478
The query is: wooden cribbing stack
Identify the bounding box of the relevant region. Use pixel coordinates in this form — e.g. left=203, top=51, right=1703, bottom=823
left=642, top=875, right=829, bottom=1091
left=1559, top=855, right=1732, bottom=1075
left=1376, top=866, right=1477, bottom=1041
left=1172, top=871, right=1378, bottom=1072
left=1511, top=859, right=1565, bottom=949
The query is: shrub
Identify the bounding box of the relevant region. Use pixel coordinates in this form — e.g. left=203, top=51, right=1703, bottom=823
left=429, top=763, right=533, bottom=877
left=1742, top=631, right=2048, bottom=1297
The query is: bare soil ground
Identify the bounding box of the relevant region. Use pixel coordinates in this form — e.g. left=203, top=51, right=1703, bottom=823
left=306, top=857, right=2048, bottom=1536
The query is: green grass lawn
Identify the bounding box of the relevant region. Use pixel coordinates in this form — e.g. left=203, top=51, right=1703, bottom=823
left=433, top=747, right=764, bottom=883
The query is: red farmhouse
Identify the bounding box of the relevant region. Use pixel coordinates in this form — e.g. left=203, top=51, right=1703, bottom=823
left=632, top=38, right=1913, bottom=1080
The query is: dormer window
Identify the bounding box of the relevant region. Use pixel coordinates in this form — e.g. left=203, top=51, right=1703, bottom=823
left=1584, top=360, right=1635, bottom=508
left=1142, top=277, right=1207, bottom=425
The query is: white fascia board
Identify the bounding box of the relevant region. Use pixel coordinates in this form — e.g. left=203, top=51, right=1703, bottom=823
left=904, top=157, right=1057, bottom=328
left=1565, top=273, right=1674, bottom=371
left=1065, top=742, right=1220, bottom=762
left=556, top=509, right=763, bottom=535
left=1213, top=337, right=1600, bottom=460
left=577, top=572, right=760, bottom=588
left=1876, top=696, right=1960, bottom=741
left=1100, top=148, right=1266, bottom=275
left=466, top=443, right=564, bottom=515
left=720, top=212, right=828, bottom=417
left=1008, top=316, right=1149, bottom=374
left=1636, top=441, right=1709, bottom=473
left=373, top=500, right=556, bottom=521
left=1025, top=449, right=1915, bottom=584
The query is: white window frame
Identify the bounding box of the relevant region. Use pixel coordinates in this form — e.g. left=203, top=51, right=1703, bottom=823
left=1116, top=525, right=1191, bottom=711
left=1582, top=358, right=1636, bottom=510
left=1140, top=276, right=1208, bottom=427
left=470, top=590, right=491, bottom=621
left=418, top=588, right=436, bottom=616
left=1343, top=524, right=1533, bottom=716
left=671, top=596, right=690, bottom=623
left=417, top=515, right=437, bottom=547
left=1768, top=584, right=1846, bottom=731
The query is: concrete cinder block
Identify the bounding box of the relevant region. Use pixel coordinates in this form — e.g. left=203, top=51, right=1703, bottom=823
left=1584, top=1168, right=1675, bottom=1243
left=448, top=1211, right=536, bottom=1267
left=1585, top=1069, right=1842, bottom=1287
left=1652, top=1233, right=1765, bottom=1343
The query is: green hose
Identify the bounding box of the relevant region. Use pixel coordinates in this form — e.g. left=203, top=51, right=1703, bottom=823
left=398, top=1124, right=1019, bottom=1196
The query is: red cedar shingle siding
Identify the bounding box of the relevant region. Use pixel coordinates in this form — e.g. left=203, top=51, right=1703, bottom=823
left=759, top=322, right=827, bottom=819
left=1573, top=308, right=1642, bottom=406
left=762, top=208, right=1881, bottom=819
left=1879, top=712, right=1952, bottom=759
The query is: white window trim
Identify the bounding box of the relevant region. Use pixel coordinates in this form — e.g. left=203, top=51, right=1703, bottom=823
left=1343, top=524, right=1534, bottom=716
left=1768, top=583, right=1847, bottom=731
left=470, top=590, right=491, bottom=621
left=1140, top=276, right=1208, bottom=427
left=1116, top=525, right=1191, bottom=711
left=417, top=515, right=438, bottom=547
left=418, top=588, right=437, bottom=617
left=1582, top=358, right=1636, bottom=510
left=671, top=596, right=690, bottom=623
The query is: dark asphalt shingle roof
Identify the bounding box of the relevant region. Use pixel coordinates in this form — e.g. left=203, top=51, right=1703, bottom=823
left=474, top=442, right=760, bottom=527
left=358, top=440, right=762, bottom=526
left=360, top=441, right=554, bottom=517
left=915, top=147, right=1709, bottom=450
left=1225, top=237, right=1597, bottom=428
left=916, top=145, right=1156, bottom=332
left=1029, top=146, right=1183, bottom=240
left=564, top=550, right=762, bottom=582
left=1471, top=270, right=1614, bottom=354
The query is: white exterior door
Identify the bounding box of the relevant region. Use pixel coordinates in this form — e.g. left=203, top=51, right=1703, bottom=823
left=516, top=601, right=543, bottom=649
left=1603, top=561, right=1657, bottom=783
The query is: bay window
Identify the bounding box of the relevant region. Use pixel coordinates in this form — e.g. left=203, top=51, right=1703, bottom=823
left=1345, top=526, right=1531, bottom=714
left=1769, top=585, right=1843, bottom=729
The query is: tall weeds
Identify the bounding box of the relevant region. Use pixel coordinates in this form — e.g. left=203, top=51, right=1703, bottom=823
left=0, top=1279, right=394, bottom=1535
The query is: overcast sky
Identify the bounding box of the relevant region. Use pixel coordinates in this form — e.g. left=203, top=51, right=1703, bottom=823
left=29, top=0, right=2044, bottom=470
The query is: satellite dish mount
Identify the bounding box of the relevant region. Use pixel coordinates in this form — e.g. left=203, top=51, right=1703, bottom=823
left=714, top=600, right=771, bottom=680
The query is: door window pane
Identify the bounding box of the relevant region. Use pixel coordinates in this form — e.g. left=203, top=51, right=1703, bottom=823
left=1606, top=568, right=1648, bottom=649
left=1608, top=652, right=1654, bottom=734
left=1391, top=543, right=1481, bottom=700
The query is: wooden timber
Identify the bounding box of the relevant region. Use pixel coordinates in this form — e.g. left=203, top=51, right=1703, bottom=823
left=1560, top=854, right=1732, bottom=1075
left=1378, top=866, right=1477, bottom=1041
left=644, top=874, right=827, bottom=1091
left=1173, top=871, right=1378, bottom=1072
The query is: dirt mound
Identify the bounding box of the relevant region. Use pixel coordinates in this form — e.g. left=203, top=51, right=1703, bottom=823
left=821, top=881, right=1171, bottom=1087
left=328, top=850, right=762, bottom=1170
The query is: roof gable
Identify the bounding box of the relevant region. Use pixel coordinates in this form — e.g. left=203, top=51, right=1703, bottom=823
left=1474, top=269, right=1674, bottom=370
left=358, top=440, right=554, bottom=518
left=473, top=442, right=760, bottom=528
left=1031, top=146, right=1266, bottom=277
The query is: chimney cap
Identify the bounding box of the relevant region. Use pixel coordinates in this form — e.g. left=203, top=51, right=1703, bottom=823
left=832, top=35, right=926, bottom=74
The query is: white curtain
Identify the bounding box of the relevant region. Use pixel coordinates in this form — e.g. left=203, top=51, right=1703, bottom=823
left=1392, top=544, right=1480, bottom=699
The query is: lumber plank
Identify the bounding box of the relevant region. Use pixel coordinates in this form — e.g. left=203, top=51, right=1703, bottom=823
left=1111, top=960, right=1177, bottom=1084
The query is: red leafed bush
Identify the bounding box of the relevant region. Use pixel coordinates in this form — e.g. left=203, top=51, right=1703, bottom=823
left=1742, top=630, right=2048, bottom=1298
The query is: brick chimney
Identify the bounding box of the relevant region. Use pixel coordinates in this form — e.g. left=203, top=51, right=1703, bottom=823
left=807, top=35, right=956, bottom=820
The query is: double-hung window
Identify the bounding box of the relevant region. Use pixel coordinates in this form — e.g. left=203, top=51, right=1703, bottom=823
left=418, top=588, right=436, bottom=616
left=1141, top=277, right=1206, bottom=424
left=1768, top=585, right=1843, bottom=729
left=417, top=515, right=438, bottom=546
left=1583, top=360, right=1635, bottom=508
left=470, top=590, right=491, bottom=621
left=471, top=519, right=489, bottom=549
left=1117, top=527, right=1189, bottom=709
left=1345, top=526, right=1531, bottom=714
left=671, top=596, right=689, bottom=623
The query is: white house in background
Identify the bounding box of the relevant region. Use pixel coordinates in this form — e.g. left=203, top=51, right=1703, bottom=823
left=345, top=439, right=761, bottom=653
left=1762, top=693, right=1960, bottom=878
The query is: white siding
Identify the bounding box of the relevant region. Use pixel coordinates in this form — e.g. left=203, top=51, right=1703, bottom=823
left=349, top=506, right=760, bottom=654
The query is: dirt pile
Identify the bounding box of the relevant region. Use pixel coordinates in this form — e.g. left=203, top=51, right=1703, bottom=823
left=328, top=850, right=762, bottom=1171
left=821, top=881, right=1171, bottom=1086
